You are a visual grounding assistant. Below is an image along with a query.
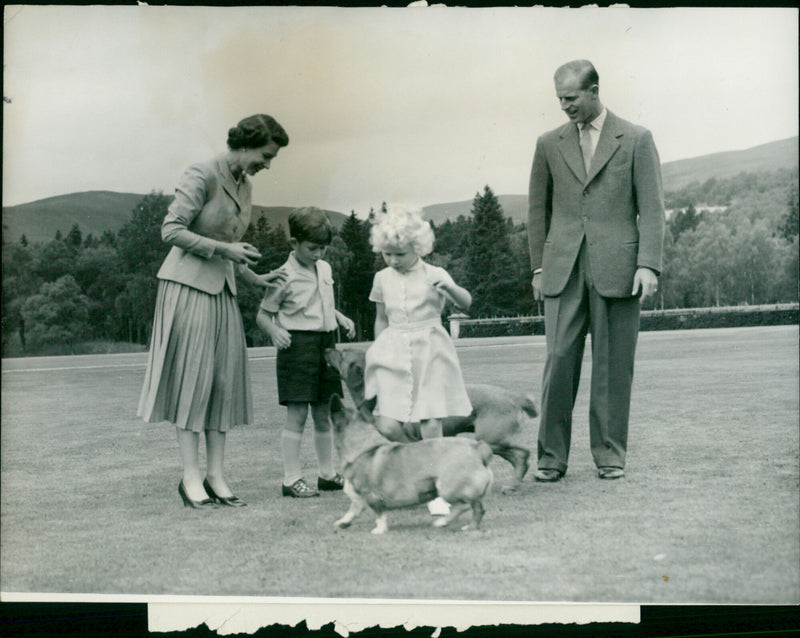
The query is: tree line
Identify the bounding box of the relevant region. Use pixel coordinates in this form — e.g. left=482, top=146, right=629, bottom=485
left=2, top=167, right=797, bottom=356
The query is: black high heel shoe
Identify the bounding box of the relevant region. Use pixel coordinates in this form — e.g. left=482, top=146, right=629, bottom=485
left=203, top=478, right=247, bottom=507
left=178, top=481, right=218, bottom=509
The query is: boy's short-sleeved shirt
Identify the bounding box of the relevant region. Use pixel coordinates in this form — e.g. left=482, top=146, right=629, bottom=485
left=260, top=252, right=337, bottom=332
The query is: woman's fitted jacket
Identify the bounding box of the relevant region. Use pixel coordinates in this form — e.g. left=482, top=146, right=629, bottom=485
left=157, top=155, right=253, bottom=296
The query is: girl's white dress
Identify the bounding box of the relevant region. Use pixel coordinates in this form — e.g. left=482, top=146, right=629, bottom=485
left=365, top=259, right=472, bottom=423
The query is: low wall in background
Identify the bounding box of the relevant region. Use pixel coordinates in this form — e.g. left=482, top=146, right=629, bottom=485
left=448, top=303, right=800, bottom=339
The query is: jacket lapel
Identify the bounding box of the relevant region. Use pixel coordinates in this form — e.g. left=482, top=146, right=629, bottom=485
left=557, top=123, right=586, bottom=183
left=217, top=156, right=244, bottom=212
left=585, top=111, right=623, bottom=185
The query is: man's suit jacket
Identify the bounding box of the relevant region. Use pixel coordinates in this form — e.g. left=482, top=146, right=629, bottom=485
left=157, top=156, right=253, bottom=296
left=527, top=110, right=665, bottom=298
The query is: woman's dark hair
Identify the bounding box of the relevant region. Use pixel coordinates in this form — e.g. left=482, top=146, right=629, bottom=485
left=288, top=207, right=333, bottom=245
left=227, top=114, right=289, bottom=150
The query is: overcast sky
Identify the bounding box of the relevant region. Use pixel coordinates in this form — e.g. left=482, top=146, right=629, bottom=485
left=3, top=4, right=798, bottom=216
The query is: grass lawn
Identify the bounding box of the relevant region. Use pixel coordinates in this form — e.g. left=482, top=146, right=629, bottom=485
left=1, top=326, right=798, bottom=603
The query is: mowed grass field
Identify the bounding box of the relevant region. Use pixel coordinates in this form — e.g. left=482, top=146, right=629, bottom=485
left=1, top=326, right=798, bottom=604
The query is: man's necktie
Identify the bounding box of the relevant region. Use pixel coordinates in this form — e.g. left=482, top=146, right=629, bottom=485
left=580, top=124, right=593, bottom=176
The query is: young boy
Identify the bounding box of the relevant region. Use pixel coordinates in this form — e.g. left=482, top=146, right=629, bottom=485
left=257, top=207, right=356, bottom=498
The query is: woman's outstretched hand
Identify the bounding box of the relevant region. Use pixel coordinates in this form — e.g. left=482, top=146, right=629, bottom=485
left=255, top=269, right=287, bottom=288
left=223, top=242, right=262, bottom=266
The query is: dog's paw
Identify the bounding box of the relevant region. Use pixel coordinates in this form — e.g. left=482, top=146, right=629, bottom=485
left=334, top=518, right=352, bottom=529
left=370, top=517, right=388, bottom=534
left=499, top=483, right=520, bottom=495
left=431, top=517, right=451, bottom=528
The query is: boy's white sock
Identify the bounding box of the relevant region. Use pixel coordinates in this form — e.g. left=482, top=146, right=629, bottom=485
left=281, top=430, right=303, bottom=485
left=313, top=429, right=336, bottom=479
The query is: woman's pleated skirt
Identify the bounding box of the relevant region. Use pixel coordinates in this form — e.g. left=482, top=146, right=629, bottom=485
left=137, top=279, right=253, bottom=432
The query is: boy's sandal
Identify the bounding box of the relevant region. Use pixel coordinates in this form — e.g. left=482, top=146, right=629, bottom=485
left=282, top=478, right=320, bottom=498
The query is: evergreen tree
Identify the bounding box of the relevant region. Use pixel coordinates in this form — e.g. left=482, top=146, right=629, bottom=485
left=466, top=185, right=516, bottom=317
left=100, top=229, right=117, bottom=247
left=339, top=212, right=376, bottom=339
left=508, top=228, right=535, bottom=315
left=262, top=223, right=291, bottom=271
left=116, top=191, right=171, bottom=276
left=66, top=223, right=83, bottom=248
left=668, top=203, right=704, bottom=239
left=241, top=214, right=271, bottom=253
left=241, top=213, right=290, bottom=273
left=325, top=234, right=351, bottom=340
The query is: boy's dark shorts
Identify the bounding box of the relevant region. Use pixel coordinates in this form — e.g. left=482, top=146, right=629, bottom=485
left=276, top=330, right=342, bottom=406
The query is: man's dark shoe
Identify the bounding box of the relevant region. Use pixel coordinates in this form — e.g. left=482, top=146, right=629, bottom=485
left=282, top=478, right=320, bottom=498
left=318, top=474, right=345, bottom=491
left=534, top=469, right=564, bottom=482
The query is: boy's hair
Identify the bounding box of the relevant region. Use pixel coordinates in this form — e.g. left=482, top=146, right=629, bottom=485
left=369, top=204, right=435, bottom=257
left=288, top=207, right=333, bottom=245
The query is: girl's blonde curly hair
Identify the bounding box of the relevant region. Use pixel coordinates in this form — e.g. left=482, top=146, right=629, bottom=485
left=369, top=204, right=435, bottom=257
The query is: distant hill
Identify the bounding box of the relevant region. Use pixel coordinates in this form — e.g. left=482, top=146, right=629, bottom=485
left=3, top=137, right=796, bottom=241
left=660, top=136, right=798, bottom=191
left=424, top=137, right=798, bottom=226
left=422, top=195, right=528, bottom=227
left=1, top=192, right=348, bottom=245
left=2, top=191, right=145, bottom=245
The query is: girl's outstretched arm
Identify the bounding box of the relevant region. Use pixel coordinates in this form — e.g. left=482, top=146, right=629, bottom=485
left=443, top=281, right=472, bottom=311
left=431, top=278, right=472, bottom=311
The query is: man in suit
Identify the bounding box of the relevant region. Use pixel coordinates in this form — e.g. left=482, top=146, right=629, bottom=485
left=527, top=59, right=665, bottom=482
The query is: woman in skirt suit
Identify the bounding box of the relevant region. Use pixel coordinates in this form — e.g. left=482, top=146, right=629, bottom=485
left=138, top=114, right=289, bottom=509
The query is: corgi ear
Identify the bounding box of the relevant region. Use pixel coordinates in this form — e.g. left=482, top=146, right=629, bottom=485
left=324, top=347, right=341, bottom=368
left=357, top=396, right=377, bottom=424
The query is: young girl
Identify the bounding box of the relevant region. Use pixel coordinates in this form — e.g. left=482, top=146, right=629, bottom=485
left=364, top=205, right=473, bottom=515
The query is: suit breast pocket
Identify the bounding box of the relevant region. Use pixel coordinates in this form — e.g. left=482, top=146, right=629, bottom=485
left=605, top=161, right=630, bottom=175
left=605, top=150, right=631, bottom=173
